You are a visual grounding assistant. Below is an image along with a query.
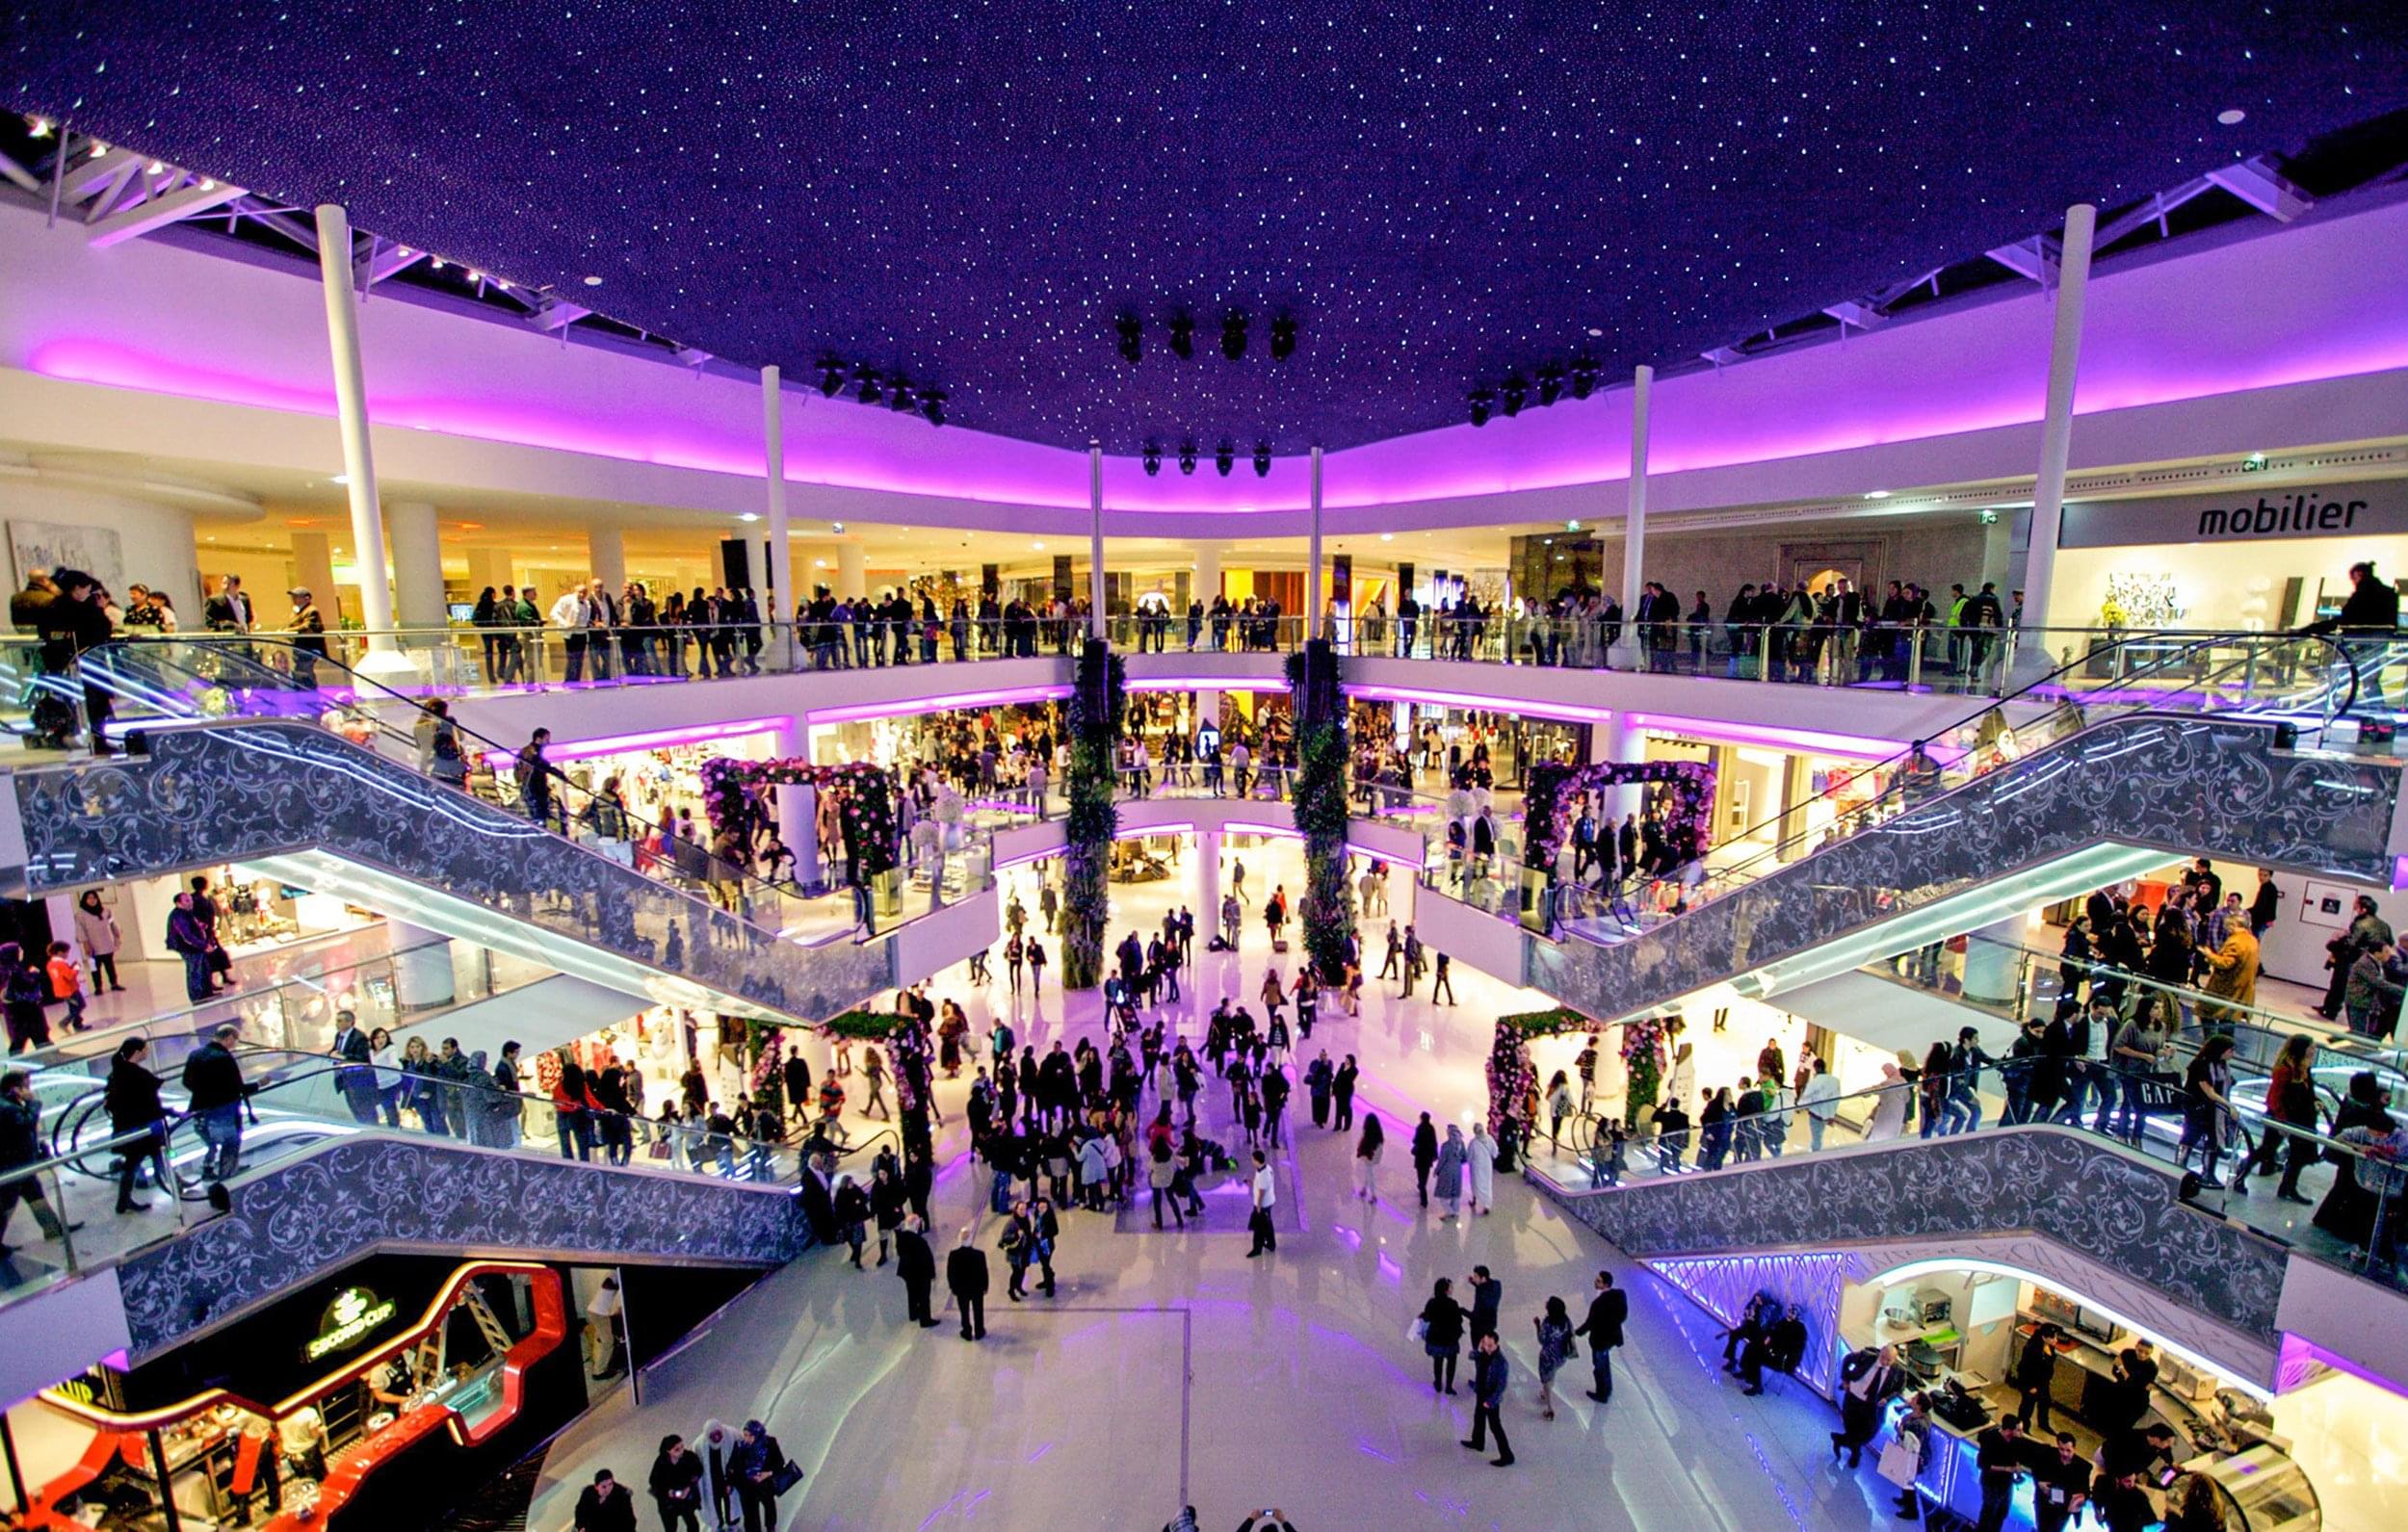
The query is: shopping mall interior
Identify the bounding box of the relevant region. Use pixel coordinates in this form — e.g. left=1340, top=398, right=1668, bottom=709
left=4, top=8, right=2408, bottom=1531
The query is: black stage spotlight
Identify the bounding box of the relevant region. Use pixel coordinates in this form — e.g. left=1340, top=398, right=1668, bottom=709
left=889, top=376, right=916, bottom=412
left=1253, top=441, right=1272, bottom=477
left=854, top=368, right=883, bottom=405
left=1220, top=310, right=1248, bottom=360
left=1269, top=313, right=1297, bottom=359
left=1116, top=312, right=1142, bottom=364
left=1569, top=358, right=1600, bottom=400
left=1536, top=364, right=1564, bottom=406
left=1178, top=439, right=1199, bottom=475
left=920, top=389, right=947, bottom=427
left=1500, top=373, right=1528, bottom=417
left=818, top=360, right=846, bottom=397
left=1468, top=388, right=1496, bottom=427
left=1168, top=312, right=1195, bottom=359
left=1142, top=440, right=1163, bottom=476
left=1216, top=439, right=1235, bottom=477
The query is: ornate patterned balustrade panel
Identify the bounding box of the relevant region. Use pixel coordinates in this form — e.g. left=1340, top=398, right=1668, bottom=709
left=9, top=721, right=892, bottom=1024
left=1528, top=715, right=2399, bottom=1022
left=115, top=1135, right=809, bottom=1359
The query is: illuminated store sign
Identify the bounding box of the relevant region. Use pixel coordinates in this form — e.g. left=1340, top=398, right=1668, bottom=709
left=304, top=1286, right=398, bottom=1363
left=2058, top=480, right=2408, bottom=549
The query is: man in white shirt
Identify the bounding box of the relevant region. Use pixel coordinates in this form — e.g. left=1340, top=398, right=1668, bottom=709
left=549, top=584, right=590, bottom=682
left=1245, top=1150, right=1277, bottom=1258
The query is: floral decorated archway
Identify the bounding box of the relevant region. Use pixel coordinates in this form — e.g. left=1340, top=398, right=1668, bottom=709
left=1520, top=757, right=1716, bottom=880
left=698, top=758, right=900, bottom=875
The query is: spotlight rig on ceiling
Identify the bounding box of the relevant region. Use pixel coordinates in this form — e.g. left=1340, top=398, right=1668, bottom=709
left=1253, top=441, right=1272, bottom=478
left=1142, top=440, right=1164, bottom=477
left=1269, top=313, right=1297, bottom=360
left=1215, top=439, right=1236, bottom=477
left=808, top=354, right=947, bottom=426
left=1220, top=310, right=1248, bottom=361
left=1178, top=440, right=1199, bottom=476
left=1467, top=354, right=1599, bottom=426
left=1115, top=312, right=1143, bottom=364
left=1167, top=312, right=1195, bottom=360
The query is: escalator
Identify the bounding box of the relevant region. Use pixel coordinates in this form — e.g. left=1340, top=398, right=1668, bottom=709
left=2, top=716, right=896, bottom=1026
left=1506, top=632, right=2407, bottom=1026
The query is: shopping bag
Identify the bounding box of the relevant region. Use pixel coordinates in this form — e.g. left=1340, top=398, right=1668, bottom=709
left=1875, top=1438, right=1921, bottom=1490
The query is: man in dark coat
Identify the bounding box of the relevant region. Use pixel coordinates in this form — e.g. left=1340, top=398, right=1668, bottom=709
left=947, top=1224, right=990, bottom=1340
left=1574, top=1268, right=1629, bottom=1402
left=895, top=1214, right=939, bottom=1328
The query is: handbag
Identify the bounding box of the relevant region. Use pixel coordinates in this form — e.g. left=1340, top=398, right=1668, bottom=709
left=1410, top=1317, right=1428, bottom=1343
left=768, top=1460, right=804, bottom=1496
left=1875, top=1437, right=1921, bottom=1490
left=647, top=1138, right=671, bottom=1160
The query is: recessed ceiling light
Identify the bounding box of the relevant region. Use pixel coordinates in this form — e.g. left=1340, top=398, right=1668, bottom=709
left=582, top=274, right=604, bottom=287
left=1379, top=533, right=1394, bottom=542
left=814, top=558, right=828, bottom=569
left=1863, top=490, right=1890, bottom=500
left=1033, top=542, right=1046, bottom=551
left=737, top=512, right=761, bottom=523
left=832, top=522, right=845, bottom=532
left=1586, top=327, right=1605, bottom=338
left=2217, top=108, right=2247, bottom=126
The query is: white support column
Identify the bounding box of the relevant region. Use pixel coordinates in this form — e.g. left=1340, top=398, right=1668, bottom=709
left=762, top=367, right=795, bottom=623
left=2012, top=203, right=2097, bottom=682
left=1088, top=441, right=1108, bottom=640
left=1608, top=364, right=1653, bottom=669
left=1960, top=915, right=2030, bottom=1009
left=587, top=525, right=626, bottom=593
left=1198, top=831, right=1222, bottom=950
left=386, top=501, right=446, bottom=631
left=837, top=541, right=865, bottom=599
left=312, top=202, right=409, bottom=675
left=772, top=717, right=820, bottom=891
left=1590, top=714, right=1647, bottom=822
left=1307, top=447, right=1324, bottom=640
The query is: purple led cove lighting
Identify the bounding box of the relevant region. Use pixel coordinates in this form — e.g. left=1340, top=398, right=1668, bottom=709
left=2276, top=1332, right=2408, bottom=1401
left=1343, top=684, right=1611, bottom=725
left=1125, top=675, right=1290, bottom=693
left=1346, top=840, right=1424, bottom=869
left=804, top=685, right=1071, bottom=726
left=477, top=714, right=792, bottom=767
left=1623, top=711, right=1970, bottom=765
left=2394, top=854, right=2408, bottom=892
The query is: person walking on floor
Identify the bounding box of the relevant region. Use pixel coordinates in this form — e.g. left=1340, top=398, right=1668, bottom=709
left=1352, top=1112, right=1383, bottom=1202
left=948, top=1225, right=990, bottom=1340
left=105, top=1037, right=174, bottom=1214
left=1533, top=1296, right=1576, bottom=1420
left=1574, top=1268, right=1629, bottom=1402
left=725, top=1419, right=790, bottom=1532
left=1466, top=1121, right=1497, bottom=1215
left=1418, top=1277, right=1466, bottom=1393
left=896, top=1214, right=939, bottom=1328
left=1245, top=1149, right=1279, bottom=1257
left=647, top=1437, right=705, bottom=1532
left=1461, top=1332, right=1515, bottom=1467
left=572, top=1469, right=638, bottom=1532
left=1411, top=1111, right=1439, bottom=1207
left=1433, top=1124, right=1467, bottom=1219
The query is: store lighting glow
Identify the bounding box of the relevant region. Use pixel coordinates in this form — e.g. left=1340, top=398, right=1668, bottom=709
left=1621, top=712, right=1972, bottom=765
left=1346, top=683, right=1610, bottom=725
left=1867, top=1257, right=2274, bottom=1402
left=806, top=686, right=1069, bottom=726
left=479, top=714, right=792, bottom=767
left=1126, top=675, right=1288, bottom=693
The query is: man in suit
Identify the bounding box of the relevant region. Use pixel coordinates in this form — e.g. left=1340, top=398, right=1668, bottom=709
left=202, top=574, right=253, bottom=634
left=1574, top=1269, right=1628, bottom=1402
left=947, top=1225, right=989, bottom=1340
left=1460, top=1332, right=1515, bottom=1467
left=1831, top=1344, right=1905, bottom=1467
left=895, top=1214, right=939, bottom=1328
left=327, top=1008, right=378, bottom=1124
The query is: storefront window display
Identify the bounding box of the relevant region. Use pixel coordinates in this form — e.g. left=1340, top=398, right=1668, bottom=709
left=17, top=1260, right=572, bottom=1532
left=1838, top=1264, right=2322, bottom=1532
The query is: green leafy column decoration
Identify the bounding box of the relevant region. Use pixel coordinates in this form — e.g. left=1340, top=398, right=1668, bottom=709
left=1061, top=636, right=1125, bottom=989
left=1285, top=638, right=1354, bottom=982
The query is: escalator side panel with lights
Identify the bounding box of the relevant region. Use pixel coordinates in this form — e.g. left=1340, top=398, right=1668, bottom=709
left=2, top=719, right=896, bottom=1026
left=1523, top=714, right=2403, bottom=1023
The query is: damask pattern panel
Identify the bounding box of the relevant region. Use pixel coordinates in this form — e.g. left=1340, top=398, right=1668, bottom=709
left=1536, top=1128, right=2291, bottom=1346
left=9, top=721, right=894, bottom=1025
left=1527, top=715, right=2399, bottom=1023
left=114, top=1136, right=811, bottom=1359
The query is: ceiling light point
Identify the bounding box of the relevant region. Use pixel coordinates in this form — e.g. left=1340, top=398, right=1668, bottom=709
left=583, top=274, right=604, bottom=287
left=1379, top=533, right=1394, bottom=542
left=737, top=512, right=761, bottom=523
left=1864, top=489, right=1891, bottom=500
left=2216, top=108, right=2247, bottom=126
left=1585, top=326, right=1605, bottom=338
left=27, top=117, right=52, bottom=138
left=329, top=474, right=351, bottom=485
left=832, top=522, right=845, bottom=532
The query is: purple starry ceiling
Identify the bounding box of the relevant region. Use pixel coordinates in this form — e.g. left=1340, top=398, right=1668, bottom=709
left=9, top=2, right=2407, bottom=455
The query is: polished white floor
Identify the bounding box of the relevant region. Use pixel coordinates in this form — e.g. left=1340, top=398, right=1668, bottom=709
left=530, top=844, right=1928, bottom=1531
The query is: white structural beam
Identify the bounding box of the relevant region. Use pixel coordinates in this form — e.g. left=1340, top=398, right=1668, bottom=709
left=2206, top=156, right=2314, bottom=222
left=0, top=149, right=40, bottom=195
left=1985, top=235, right=2058, bottom=285
left=358, top=242, right=427, bottom=286
left=1822, top=299, right=1888, bottom=330
left=87, top=176, right=243, bottom=248
left=530, top=299, right=592, bottom=332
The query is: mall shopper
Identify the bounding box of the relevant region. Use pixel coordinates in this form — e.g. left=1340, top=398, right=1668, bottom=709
left=73, top=890, right=123, bottom=994
left=1531, top=1296, right=1576, bottom=1420
left=1, top=947, right=49, bottom=1056
left=1410, top=1111, right=1438, bottom=1206
left=1830, top=1343, right=1905, bottom=1467
left=1461, top=1332, right=1515, bottom=1467
left=1574, top=1270, right=1628, bottom=1402
left=1246, top=1149, right=1278, bottom=1257
left=1417, top=1277, right=1466, bottom=1392
left=2233, top=1032, right=2318, bottom=1203
left=726, top=1419, right=791, bottom=1532
left=180, top=1024, right=250, bottom=1181
left=2179, top=1033, right=2240, bottom=1188
left=1, top=1069, right=77, bottom=1247
left=328, top=1008, right=380, bottom=1124
left=572, top=1469, right=638, bottom=1532
left=948, top=1224, right=991, bottom=1340
left=1973, top=1414, right=2028, bottom=1532
left=1352, top=1112, right=1383, bottom=1201
left=1432, top=1124, right=1467, bottom=1219
left=1465, top=1122, right=1496, bottom=1214
left=647, top=1437, right=705, bottom=1532
left=105, top=1036, right=174, bottom=1214
left=893, top=1214, right=937, bottom=1324
left=163, top=892, right=218, bottom=1004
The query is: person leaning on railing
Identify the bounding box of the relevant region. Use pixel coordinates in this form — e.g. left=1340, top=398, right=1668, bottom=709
left=1, top=1068, right=80, bottom=1247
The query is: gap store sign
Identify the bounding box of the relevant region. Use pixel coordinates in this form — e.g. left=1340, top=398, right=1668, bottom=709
left=2059, top=480, right=2408, bottom=549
